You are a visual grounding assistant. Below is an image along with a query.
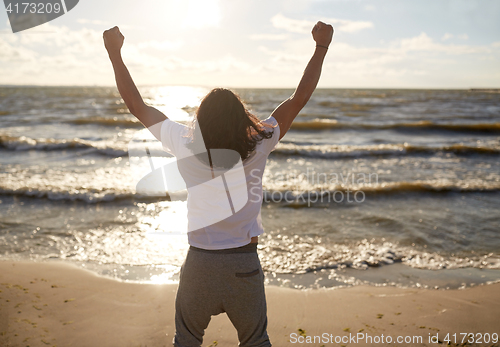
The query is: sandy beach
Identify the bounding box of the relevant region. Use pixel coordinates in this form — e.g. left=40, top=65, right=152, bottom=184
left=0, top=261, right=499, bottom=347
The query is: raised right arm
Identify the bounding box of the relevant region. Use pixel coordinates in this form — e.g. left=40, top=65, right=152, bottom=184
left=271, top=21, right=333, bottom=140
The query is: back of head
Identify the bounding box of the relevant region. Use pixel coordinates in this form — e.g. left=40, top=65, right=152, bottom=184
left=188, top=88, right=274, bottom=166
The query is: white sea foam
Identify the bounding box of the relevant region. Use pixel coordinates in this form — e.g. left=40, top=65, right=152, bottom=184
left=258, top=237, right=500, bottom=273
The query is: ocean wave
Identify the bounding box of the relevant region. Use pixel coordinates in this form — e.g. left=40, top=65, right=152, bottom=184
left=317, top=101, right=374, bottom=111
left=0, top=135, right=128, bottom=157
left=1, top=177, right=498, bottom=204
left=0, top=167, right=141, bottom=203
left=68, top=116, right=143, bottom=127
left=66, top=115, right=500, bottom=133
left=4, top=133, right=497, bottom=161
left=262, top=180, right=500, bottom=203
left=273, top=142, right=500, bottom=159
left=358, top=180, right=500, bottom=193
left=0, top=185, right=136, bottom=203
left=259, top=237, right=500, bottom=273
left=291, top=119, right=500, bottom=132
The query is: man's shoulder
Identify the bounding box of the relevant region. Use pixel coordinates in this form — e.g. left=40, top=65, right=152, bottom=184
left=160, top=118, right=192, bottom=156
left=253, top=116, right=280, bottom=154
left=262, top=116, right=278, bottom=127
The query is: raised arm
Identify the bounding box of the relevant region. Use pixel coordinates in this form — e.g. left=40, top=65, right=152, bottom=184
left=271, top=21, right=333, bottom=140
left=103, top=26, right=166, bottom=139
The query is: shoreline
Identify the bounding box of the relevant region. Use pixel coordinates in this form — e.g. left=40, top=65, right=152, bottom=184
left=4, top=257, right=500, bottom=290
left=1, top=261, right=499, bottom=346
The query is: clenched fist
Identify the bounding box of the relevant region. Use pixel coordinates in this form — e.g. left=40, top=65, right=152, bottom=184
left=312, top=21, right=334, bottom=48
left=103, top=26, right=124, bottom=55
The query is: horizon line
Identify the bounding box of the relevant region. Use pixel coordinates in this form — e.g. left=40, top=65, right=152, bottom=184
left=1, top=84, right=499, bottom=91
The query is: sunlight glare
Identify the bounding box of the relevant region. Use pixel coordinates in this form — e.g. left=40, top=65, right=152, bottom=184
left=143, top=201, right=188, bottom=237
left=149, top=264, right=181, bottom=284
left=184, top=0, right=221, bottom=28
left=148, top=86, right=209, bottom=122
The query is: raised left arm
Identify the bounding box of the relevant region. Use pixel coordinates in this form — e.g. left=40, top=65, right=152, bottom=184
left=103, top=26, right=166, bottom=137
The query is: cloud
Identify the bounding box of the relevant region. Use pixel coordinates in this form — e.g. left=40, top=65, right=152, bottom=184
left=248, top=34, right=288, bottom=41
left=0, top=20, right=256, bottom=86
left=397, top=32, right=487, bottom=54
left=271, top=14, right=312, bottom=34
left=442, top=33, right=469, bottom=41
left=271, top=13, right=373, bottom=34
left=255, top=31, right=495, bottom=84
left=77, top=19, right=110, bottom=26
left=0, top=39, right=37, bottom=62
left=0, top=22, right=112, bottom=84
left=137, top=40, right=183, bottom=51
left=77, top=18, right=137, bottom=30
left=442, top=33, right=453, bottom=41
left=334, top=18, right=374, bottom=33
left=1, top=17, right=497, bottom=89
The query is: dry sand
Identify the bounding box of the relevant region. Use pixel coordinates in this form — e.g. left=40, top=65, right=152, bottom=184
left=0, top=261, right=499, bottom=347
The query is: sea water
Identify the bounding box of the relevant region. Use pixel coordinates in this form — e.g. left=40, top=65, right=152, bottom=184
left=1, top=86, right=499, bottom=289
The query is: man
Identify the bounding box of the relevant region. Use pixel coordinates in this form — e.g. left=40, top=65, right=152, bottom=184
left=104, top=21, right=333, bottom=346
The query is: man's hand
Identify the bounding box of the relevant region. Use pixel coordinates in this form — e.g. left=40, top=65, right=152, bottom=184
left=103, top=26, right=124, bottom=56
left=312, top=21, right=334, bottom=48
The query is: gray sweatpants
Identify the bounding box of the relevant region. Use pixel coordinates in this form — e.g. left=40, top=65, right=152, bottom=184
left=173, top=243, right=271, bottom=347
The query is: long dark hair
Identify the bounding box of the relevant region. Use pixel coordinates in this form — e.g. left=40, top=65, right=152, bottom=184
left=186, top=88, right=275, bottom=165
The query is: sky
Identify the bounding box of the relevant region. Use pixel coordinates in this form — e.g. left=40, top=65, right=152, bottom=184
left=1, top=0, right=500, bottom=88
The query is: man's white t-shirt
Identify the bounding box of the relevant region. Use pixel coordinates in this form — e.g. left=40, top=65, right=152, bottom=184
left=160, top=116, right=280, bottom=250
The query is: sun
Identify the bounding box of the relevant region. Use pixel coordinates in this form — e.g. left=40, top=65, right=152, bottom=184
left=183, top=0, right=221, bottom=29
left=153, top=0, right=221, bottom=31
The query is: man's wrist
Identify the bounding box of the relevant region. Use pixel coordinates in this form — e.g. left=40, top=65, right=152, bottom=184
left=314, top=45, right=329, bottom=56
left=107, top=50, right=122, bottom=62
left=315, top=44, right=329, bottom=50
